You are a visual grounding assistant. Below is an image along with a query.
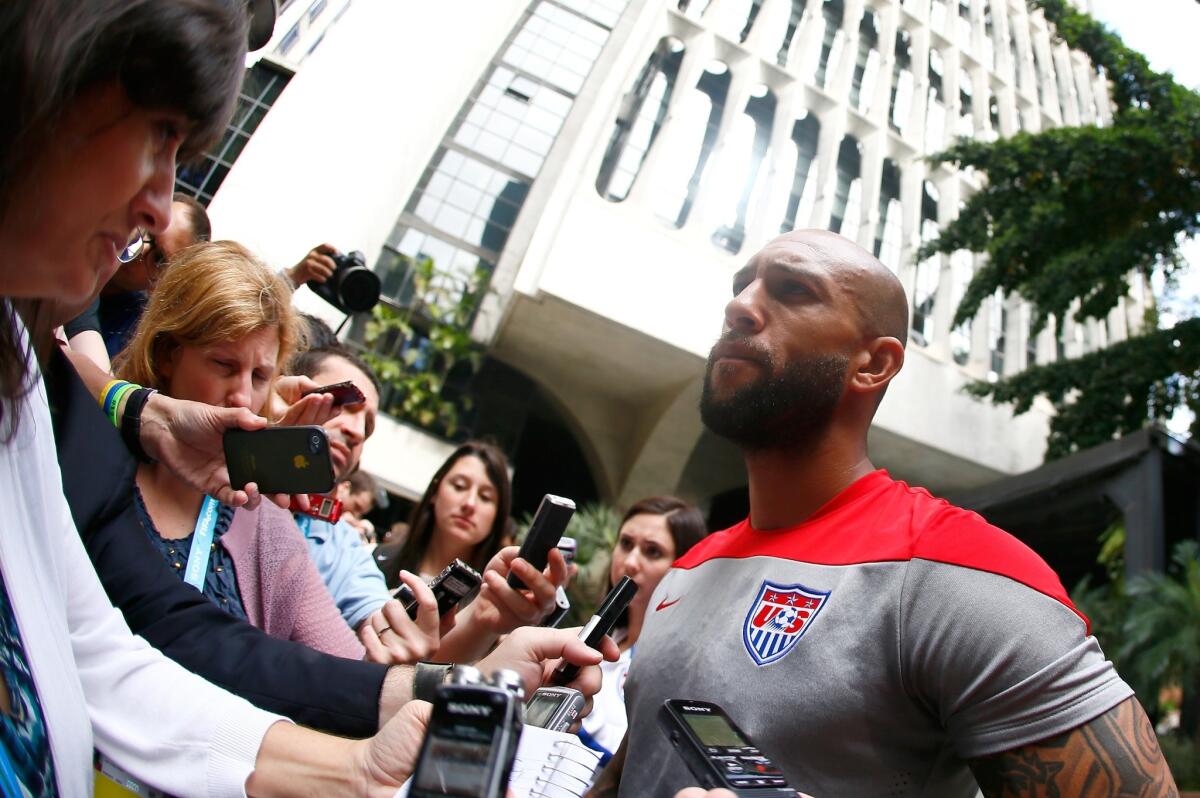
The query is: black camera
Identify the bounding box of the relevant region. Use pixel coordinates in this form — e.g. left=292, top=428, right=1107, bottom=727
left=409, top=666, right=524, bottom=798
left=308, top=249, right=381, bottom=314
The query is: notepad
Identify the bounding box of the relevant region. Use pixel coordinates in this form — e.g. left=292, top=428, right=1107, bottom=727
left=394, top=725, right=603, bottom=798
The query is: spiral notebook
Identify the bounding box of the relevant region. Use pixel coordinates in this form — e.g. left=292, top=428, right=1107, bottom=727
left=394, top=725, right=602, bottom=798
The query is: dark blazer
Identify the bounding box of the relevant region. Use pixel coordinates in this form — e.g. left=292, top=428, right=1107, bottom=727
left=44, top=349, right=387, bottom=737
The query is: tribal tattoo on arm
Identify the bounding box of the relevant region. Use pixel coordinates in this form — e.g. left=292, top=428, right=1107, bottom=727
left=585, top=735, right=628, bottom=798
left=969, top=697, right=1178, bottom=798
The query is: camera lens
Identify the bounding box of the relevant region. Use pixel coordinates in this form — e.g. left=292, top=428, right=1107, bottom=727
left=309, top=434, right=322, bottom=453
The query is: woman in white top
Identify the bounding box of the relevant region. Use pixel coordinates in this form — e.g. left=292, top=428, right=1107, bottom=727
left=578, top=496, right=707, bottom=764
left=0, top=1, right=609, bottom=794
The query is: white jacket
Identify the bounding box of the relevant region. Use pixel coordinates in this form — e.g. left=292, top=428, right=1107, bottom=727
left=1, top=333, right=282, bottom=796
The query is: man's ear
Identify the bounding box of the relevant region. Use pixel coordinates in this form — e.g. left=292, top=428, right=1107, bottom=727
left=847, top=336, right=905, bottom=396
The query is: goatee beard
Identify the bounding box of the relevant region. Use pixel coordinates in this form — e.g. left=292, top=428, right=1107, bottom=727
left=699, top=341, right=848, bottom=453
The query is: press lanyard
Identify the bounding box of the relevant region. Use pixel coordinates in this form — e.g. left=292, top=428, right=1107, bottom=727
left=0, top=743, right=22, bottom=798
left=183, top=496, right=221, bottom=589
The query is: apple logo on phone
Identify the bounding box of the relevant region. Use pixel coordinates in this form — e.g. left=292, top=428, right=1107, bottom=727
left=293, top=455, right=310, bottom=470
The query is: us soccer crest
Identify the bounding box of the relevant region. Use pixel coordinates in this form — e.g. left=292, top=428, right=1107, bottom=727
left=742, top=580, right=830, bottom=666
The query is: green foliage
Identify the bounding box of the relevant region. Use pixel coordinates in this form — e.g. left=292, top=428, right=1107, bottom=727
left=515, top=503, right=621, bottom=626
left=921, top=0, right=1200, bottom=458
left=360, top=254, right=487, bottom=438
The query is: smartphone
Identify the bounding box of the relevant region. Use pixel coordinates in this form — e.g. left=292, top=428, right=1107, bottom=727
left=659, top=699, right=794, bottom=797
left=507, top=494, right=576, bottom=589
left=395, top=558, right=483, bottom=619
left=302, top=380, right=365, bottom=407
left=525, top=686, right=585, bottom=733
left=223, top=426, right=335, bottom=494
left=409, top=669, right=523, bottom=798
left=551, top=575, right=637, bottom=685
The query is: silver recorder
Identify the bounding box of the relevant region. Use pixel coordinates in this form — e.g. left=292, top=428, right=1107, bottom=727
left=409, top=666, right=525, bottom=798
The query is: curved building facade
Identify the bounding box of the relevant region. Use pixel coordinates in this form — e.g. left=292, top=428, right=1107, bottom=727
left=206, top=0, right=1146, bottom=513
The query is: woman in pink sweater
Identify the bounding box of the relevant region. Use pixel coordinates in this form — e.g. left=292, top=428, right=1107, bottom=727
left=115, top=241, right=362, bottom=660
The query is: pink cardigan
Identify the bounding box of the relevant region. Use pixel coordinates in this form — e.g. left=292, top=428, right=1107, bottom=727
left=222, top=501, right=364, bottom=660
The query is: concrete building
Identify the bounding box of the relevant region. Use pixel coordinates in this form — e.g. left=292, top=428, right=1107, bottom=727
left=198, top=0, right=1147, bottom=518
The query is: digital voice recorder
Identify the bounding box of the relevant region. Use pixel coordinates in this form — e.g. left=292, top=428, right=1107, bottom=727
left=659, top=699, right=796, bottom=797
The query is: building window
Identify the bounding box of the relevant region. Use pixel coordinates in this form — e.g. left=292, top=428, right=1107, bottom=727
left=949, top=250, right=973, bottom=364
left=278, top=23, right=301, bottom=55
left=654, top=60, right=730, bottom=229
left=911, top=181, right=940, bottom=346
left=374, top=0, right=625, bottom=316
left=849, top=10, right=880, bottom=113
left=873, top=159, right=902, bottom=271
left=1009, top=30, right=1023, bottom=92
left=988, top=87, right=1001, bottom=132
left=1025, top=307, right=1039, bottom=368
left=956, top=0, right=972, bottom=51
left=175, top=60, right=292, bottom=205
left=308, top=0, right=327, bottom=22
left=957, top=68, right=975, bottom=136
left=812, top=0, right=846, bottom=90
left=925, top=49, right=946, bottom=153
left=889, top=30, right=914, bottom=133
left=929, top=0, right=947, bottom=33
left=776, top=0, right=808, bottom=67
left=988, top=289, right=1008, bottom=380
left=828, top=136, right=862, bottom=235
left=982, top=2, right=995, bottom=70
left=779, top=112, right=821, bottom=233
left=678, top=0, right=713, bottom=19
left=727, top=0, right=764, bottom=43
left=710, top=85, right=776, bottom=254
left=595, top=37, right=684, bottom=201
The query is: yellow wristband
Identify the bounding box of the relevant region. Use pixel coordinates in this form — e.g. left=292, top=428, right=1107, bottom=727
left=98, top=379, right=123, bottom=408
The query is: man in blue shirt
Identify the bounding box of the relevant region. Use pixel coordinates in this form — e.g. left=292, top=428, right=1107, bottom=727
left=289, top=343, right=393, bottom=633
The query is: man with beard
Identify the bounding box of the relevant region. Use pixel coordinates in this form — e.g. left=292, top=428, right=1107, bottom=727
left=588, top=230, right=1174, bottom=797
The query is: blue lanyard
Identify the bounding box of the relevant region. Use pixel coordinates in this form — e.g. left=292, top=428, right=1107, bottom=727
left=295, top=514, right=313, bottom=537
left=184, top=496, right=221, bottom=589
left=0, top=742, right=22, bottom=798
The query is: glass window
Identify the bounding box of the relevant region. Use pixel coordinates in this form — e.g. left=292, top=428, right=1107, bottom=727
left=812, top=0, right=846, bottom=90
left=911, top=181, right=940, bottom=346
left=889, top=30, right=914, bottom=134
left=925, top=49, right=946, bottom=153
left=409, top=149, right=530, bottom=257
left=456, top=66, right=572, bottom=178
left=554, top=0, right=627, bottom=28
left=873, top=160, right=902, bottom=271
left=778, top=112, right=821, bottom=233
left=957, top=68, right=974, bottom=136
left=828, top=136, right=862, bottom=235
left=654, top=61, right=730, bottom=229
left=988, top=289, right=1008, bottom=379
left=308, top=0, right=327, bottom=23
left=376, top=231, right=496, bottom=316
left=175, top=61, right=292, bottom=205
left=849, top=10, right=880, bottom=113
left=278, top=23, right=301, bottom=55
left=710, top=85, right=776, bottom=254
left=1031, top=42, right=1049, bottom=109
left=949, top=250, right=973, bottom=364
left=596, top=38, right=684, bottom=201
left=956, top=0, right=972, bottom=51
left=982, top=2, right=995, bottom=70
left=502, top=3, right=609, bottom=95
left=1025, top=307, right=1039, bottom=368
left=776, top=0, right=808, bottom=67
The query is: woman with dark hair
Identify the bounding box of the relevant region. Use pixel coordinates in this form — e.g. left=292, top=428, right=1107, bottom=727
left=376, top=441, right=573, bottom=662
left=578, top=496, right=707, bottom=764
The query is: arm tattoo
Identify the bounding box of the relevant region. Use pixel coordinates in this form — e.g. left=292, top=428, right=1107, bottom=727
left=585, top=736, right=627, bottom=798
left=969, top=697, right=1178, bottom=798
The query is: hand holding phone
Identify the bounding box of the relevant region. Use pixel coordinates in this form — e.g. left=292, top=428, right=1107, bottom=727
left=302, top=380, right=366, bottom=407
left=395, top=559, right=482, bottom=620
left=223, top=426, right=335, bottom=494
left=508, top=494, right=575, bottom=590
left=551, top=575, right=636, bottom=685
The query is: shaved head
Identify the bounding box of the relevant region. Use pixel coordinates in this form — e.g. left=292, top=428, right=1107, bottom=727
left=768, top=229, right=909, bottom=348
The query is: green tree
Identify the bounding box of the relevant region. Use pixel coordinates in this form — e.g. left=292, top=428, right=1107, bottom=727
left=360, top=254, right=487, bottom=438
left=919, top=0, right=1200, bottom=458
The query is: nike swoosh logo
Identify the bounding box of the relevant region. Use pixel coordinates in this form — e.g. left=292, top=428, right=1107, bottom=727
left=655, top=597, right=682, bottom=612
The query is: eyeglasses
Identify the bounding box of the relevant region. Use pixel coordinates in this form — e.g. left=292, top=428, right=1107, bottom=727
left=117, top=229, right=148, bottom=264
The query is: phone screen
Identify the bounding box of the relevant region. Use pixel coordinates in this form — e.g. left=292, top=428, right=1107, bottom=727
left=684, top=713, right=748, bottom=748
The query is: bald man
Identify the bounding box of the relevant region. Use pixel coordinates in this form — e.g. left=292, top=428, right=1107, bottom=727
left=588, top=231, right=1174, bottom=797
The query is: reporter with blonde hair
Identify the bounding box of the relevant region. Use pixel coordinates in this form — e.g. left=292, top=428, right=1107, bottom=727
left=115, top=241, right=371, bottom=658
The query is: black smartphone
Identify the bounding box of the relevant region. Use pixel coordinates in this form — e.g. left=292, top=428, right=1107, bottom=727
left=551, top=575, right=637, bottom=685
left=302, top=380, right=366, bottom=407
left=659, top=699, right=794, bottom=797
left=507, top=494, right=576, bottom=589
left=223, top=426, right=335, bottom=494
left=395, top=558, right=482, bottom=619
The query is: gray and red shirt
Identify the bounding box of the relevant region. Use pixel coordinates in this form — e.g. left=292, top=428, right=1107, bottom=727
left=620, top=470, right=1131, bottom=797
